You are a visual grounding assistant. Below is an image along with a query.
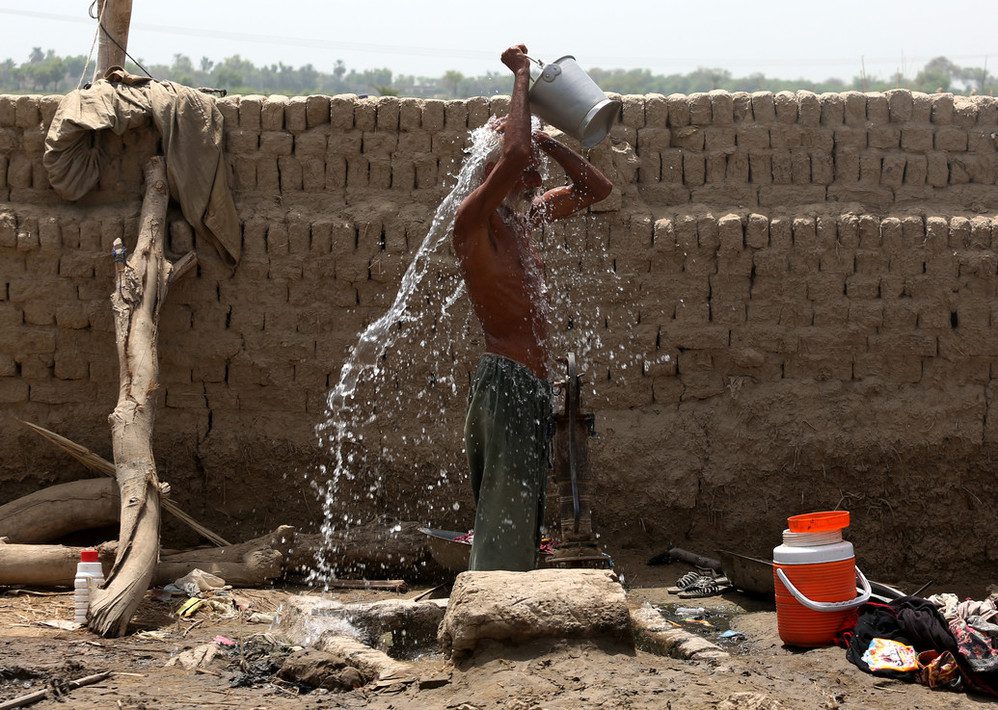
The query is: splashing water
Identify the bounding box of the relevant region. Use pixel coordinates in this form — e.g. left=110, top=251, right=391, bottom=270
left=310, top=124, right=503, bottom=587
left=309, top=123, right=672, bottom=589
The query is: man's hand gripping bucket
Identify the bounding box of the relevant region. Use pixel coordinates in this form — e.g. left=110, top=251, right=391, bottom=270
left=525, top=55, right=620, bottom=148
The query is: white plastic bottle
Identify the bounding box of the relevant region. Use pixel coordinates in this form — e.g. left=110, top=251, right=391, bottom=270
left=74, top=549, right=104, bottom=624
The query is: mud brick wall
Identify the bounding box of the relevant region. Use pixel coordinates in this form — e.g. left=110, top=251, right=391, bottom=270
left=1, top=90, right=996, bottom=591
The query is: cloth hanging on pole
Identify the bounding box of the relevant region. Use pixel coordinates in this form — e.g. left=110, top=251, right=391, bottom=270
left=43, top=68, right=240, bottom=267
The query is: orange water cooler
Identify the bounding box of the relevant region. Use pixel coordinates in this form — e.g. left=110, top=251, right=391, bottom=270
left=773, top=511, right=871, bottom=647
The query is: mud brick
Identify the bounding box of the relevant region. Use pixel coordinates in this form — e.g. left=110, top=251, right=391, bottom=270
left=487, top=95, right=510, bottom=119
left=791, top=150, right=811, bottom=184
left=300, top=95, right=330, bottom=129
left=948, top=217, right=972, bottom=248
left=53, top=350, right=89, bottom=380
left=968, top=216, right=992, bottom=248
left=325, top=94, right=355, bottom=130
left=869, top=332, right=937, bottom=357
left=294, top=130, right=328, bottom=158
left=901, top=154, right=927, bottom=186
left=859, top=152, right=882, bottom=185
left=7, top=154, right=31, bottom=189
left=704, top=153, right=726, bottom=183
left=673, top=325, right=728, bottom=349
left=715, top=214, right=743, bottom=251
left=901, top=127, right=933, bottom=152
left=953, top=96, right=978, bottom=127
left=259, top=95, right=286, bottom=131
left=926, top=152, right=949, bottom=187
left=618, top=95, right=644, bottom=128
left=638, top=127, right=672, bottom=153
left=855, top=248, right=889, bottom=274
left=725, top=92, right=749, bottom=124
left=682, top=152, right=705, bottom=186
left=853, top=352, right=922, bottom=382
left=806, top=152, right=831, bottom=185
left=278, top=156, right=303, bottom=190
left=845, top=274, right=879, bottom=298
left=930, top=94, right=955, bottom=125
left=0, top=155, right=7, bottom=190
left=833, top=147, right=860, bottom=183
left=806, top=272, right=844, bottom=302
left=237, top=95, right=264, bottom=129
left=722, top=152, right=747, bottom=182
left=868, top=125, right=901, bottom=149
left=419, top=99, right=445, bottom=132
left=848, top=300, right=883, bottom=328
left=392, top=98, right=421, bottom=132
left=811, top=299, right=848, bottom=325
left=465, top=97, right=489, bottom=128
left=819, top=248, right=854, bottom=274
left=0, top=96, right=15, bottom=126
left=967, top=129, right=995, bottom=153
left=255, top=156, right=279, bottom=191
left=839, top=92, right=864, bottom=127
left=800, top=127, right=834, bottom=151
left=54, top=303, right=89, bottom=330
left=687, top=92, right=711, bottom=125
left=643, top=94, right=668, bottom=126
left=748, top=92, right=774, bottom=124
left=818, top=92, right=844, bottom=125
left=745, top=152, right=770, bottom=184
left=771, top=151, right=792, bottom=184
left=352, top=98, right=377, bottom=132
left=225, top=128, right=258, bottom=155
left=260, top=130, right=293, bottom=156
left=770, top=124, right=802, bottom=149
left=935, top=127, right=968, bottom=151
left=736, top=125, right=770, bottom=150
left=769, top=91, right=796, bottom=124
left=345, top=154, right=370, bottom=188
left=14, top=96, right=39, bottom=128
left=883, top=89, right=913, bottom=123
left=880, top=153, right=906, bottom=188
left=948, top=156, right=970, bottom=184
left=441, top=100, right=466, bottom=131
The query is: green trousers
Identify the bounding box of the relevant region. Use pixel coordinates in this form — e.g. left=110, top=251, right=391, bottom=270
left=465, top=354, right=553, bottom=572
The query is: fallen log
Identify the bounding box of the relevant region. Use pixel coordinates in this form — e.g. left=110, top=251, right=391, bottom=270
left=89, top=156, right=192, bottom=636
left=18, top=420, right=230, bottom=547
left=0, top=527, right=294, bottom=588
left=0, top=478, right=118, bottom=544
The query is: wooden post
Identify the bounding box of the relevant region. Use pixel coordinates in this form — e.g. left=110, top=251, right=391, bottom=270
left=87, top=157, right=195, bottom=637
left=93, top=0, right=133, bottom=81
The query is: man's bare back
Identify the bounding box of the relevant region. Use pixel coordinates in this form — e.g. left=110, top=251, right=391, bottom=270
left=454, top=44, right=612, bottom=379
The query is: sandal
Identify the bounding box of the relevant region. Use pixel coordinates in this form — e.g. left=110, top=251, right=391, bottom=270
left=667, top=567, right=713, bottom=594
left=677, top=576, right=732, bottom=599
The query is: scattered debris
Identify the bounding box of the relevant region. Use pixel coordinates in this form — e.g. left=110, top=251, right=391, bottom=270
left=34, top=620, right=81, bottom=631
left=276, top=649, right=370, bottom=691
left=165, top=643, right=219, bottom=671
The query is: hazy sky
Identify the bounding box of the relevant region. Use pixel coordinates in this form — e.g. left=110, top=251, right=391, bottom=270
left=1, top=0, right=995, bottom=81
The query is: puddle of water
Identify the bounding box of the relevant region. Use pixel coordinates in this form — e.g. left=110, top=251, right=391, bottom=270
left=655, top=603, right=749, bottom=651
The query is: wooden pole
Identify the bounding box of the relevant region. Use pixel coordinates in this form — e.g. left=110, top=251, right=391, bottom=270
left=87, top=157, right=194, bottom=637
left=93, top=0, right=133, bottom=81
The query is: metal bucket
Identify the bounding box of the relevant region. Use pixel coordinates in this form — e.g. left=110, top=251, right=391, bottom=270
left=528, top=56, right=620, bottom=148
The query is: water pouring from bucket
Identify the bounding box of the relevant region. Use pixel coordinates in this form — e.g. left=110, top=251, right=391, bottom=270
left=526, top=55, right=621, bottom=148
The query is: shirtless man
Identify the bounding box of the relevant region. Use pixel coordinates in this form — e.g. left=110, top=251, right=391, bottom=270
left=453, top=44, right=613, bottom=571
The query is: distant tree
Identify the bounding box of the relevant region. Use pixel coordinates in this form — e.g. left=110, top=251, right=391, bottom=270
left=442, top=70, right=464, bottom=98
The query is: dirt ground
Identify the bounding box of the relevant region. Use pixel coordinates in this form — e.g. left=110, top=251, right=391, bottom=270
left=1, top=558, right=991, bottom=710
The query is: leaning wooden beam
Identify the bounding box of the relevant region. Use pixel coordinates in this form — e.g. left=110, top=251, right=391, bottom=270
left=89, top=157, right=175, bottom=637
left=17, top=421, right=229, bottom=547
left=0, top=478, right=118, bottom=544
left=93, top=0, right=133, bottom=81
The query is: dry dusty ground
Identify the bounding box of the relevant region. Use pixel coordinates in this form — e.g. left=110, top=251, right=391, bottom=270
left=1, top=559, right=993, bottom=710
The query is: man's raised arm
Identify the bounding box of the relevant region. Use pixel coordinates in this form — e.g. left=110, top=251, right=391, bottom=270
left=529, top=130, right=613, bottom=224
left=455, top=44, right=534, bottom=229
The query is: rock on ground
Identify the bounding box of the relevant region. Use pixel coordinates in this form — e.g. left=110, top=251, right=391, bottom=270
left=437, top=569, right=630, bottom=655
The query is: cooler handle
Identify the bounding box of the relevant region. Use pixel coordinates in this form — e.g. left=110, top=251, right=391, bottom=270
left=775, top=566, right=871, bottom=612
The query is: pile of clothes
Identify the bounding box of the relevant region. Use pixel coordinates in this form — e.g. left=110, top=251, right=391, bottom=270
left=837, top=591, right=998, bottom=696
